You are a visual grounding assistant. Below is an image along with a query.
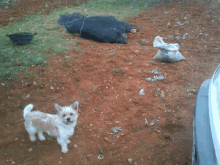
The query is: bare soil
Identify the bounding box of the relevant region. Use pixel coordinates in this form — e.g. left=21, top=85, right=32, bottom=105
left=1, top=1, right=220, bottom=165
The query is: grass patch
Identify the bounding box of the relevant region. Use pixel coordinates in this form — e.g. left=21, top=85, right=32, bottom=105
left=0, top=0, right=152, bottom=79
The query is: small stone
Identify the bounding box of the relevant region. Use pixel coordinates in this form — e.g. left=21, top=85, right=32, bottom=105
left=134, top=50, right=138, bottom=53
left=90, top=124, right=92, bottom=126
left=33, top=82, right=36, bottom=85
left=128, top=158, right=132, bottom=164
left=11, top=161, right=15, bottom=165
left=177, top=22, right=184, bottom=26
left=47, top=26, right=52, bottom=31
left=167, top=22, right=170, bottom=26
left=130, top=29, right=136, bottom=33
left=74, top=144, right=77, bottom=147
left=163, top=133, right=171, bottom=139
left=14, top=138, right=18, bottom=141
left=160, top=91, right=165, bottom=98
left=16, top=61, right=21, bottom=66
left=9, top=17, right=16, bottom=21
left=167, top=35, right=173, bottom=39
left=58, top=161, right=61, bottom=164
left=50, top=86, right=54, bottom=89
left=28, top=148, right=33, bottom=152
left=5, top=124, right=10, bottom=127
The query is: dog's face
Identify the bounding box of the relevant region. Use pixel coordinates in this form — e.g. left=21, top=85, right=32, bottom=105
left=55, top=101, right=79, bottom=125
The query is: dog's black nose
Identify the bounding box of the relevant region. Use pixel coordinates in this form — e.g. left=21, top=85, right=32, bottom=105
left=67, top=118, right=71, bottom=122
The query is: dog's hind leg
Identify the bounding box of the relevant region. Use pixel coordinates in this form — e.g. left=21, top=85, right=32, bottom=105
left=27, top=128, right=37, bottom=142
left=38, top=131, right=46, bottom=141
left=25, top=121, right=37, bottom=142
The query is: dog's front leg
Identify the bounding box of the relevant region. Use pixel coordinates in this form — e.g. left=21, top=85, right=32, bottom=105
left=57, top=137, right=68, bottom=153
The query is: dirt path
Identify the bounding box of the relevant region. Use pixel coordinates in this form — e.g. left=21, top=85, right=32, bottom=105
left=1, top=1, right=220, bottom=165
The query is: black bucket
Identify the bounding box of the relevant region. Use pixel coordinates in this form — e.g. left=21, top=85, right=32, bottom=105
left=6, top=32, right=37, bottom=45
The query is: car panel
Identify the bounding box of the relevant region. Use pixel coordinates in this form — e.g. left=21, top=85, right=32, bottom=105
left=193, top=79, right=217, bottom=165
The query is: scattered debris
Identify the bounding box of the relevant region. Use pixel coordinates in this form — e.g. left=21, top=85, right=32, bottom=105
left=187, top=89, right=196, bottom=93
left=98, top=154, right=104, bottom=159
left=160, top=90, right=165, bottom=98
left=150, top=119, right=160, bottom=126
left=141, top=39, right=149, bottom=44
left=145, top=47, right=149, bottom=50
left=128, top=158, right=133, bottom=164
left=155, top=87, right=161, bottom=97
left=176, top=35, right=182, bottom=40
left=149, top=61, right=156, bottom=65
left=177, top=22, right=184, bottom=26
left=168, top=35, right=173, bottom=39
left=144, top=118, right=148, bottom=125
left=139, top=89, right=145, bottom=96
left=167, top=22, right=170, bottom=26
left=149, top=68, right=159, bottom=74
left=145, top=75, right=166, bottom=81
left=137, top=70, right=142, bottom=73
left=134, top=50, right=139, bottom=53
left=111, top=126, right=123, bottom=133
left=182, top=33, right=188, bottom=39
left=164, top=11, right=169, bottom=14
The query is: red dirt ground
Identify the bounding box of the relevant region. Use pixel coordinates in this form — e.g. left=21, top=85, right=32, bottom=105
left=1, top=1, right=220, bottom=165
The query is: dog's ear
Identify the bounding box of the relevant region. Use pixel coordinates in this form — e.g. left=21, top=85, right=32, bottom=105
left=55, top=103, right=62, bottom=114
left=71, top=101, right=79, bottom=112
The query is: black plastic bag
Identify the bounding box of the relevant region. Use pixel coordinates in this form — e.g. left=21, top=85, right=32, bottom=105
left=57, top=13, right=136, bottom=44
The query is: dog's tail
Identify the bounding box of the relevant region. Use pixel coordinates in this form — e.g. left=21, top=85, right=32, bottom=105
left=23, top=104, right=34, bottom=119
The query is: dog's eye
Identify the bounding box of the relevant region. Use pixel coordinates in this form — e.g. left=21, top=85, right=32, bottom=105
left=63, top=114, right=66, bottom=117
left=70, top=113, right=73, bottom=116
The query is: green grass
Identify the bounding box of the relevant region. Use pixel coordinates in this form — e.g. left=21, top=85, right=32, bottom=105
left=0, top=0, right=153, bottom=79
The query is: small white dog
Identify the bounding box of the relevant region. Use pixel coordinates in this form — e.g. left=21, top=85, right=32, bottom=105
left=23, top=101, right=79, bottom=153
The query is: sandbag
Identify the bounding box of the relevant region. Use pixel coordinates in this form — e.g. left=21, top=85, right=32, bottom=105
left=153, top=36, right=186, bottom=62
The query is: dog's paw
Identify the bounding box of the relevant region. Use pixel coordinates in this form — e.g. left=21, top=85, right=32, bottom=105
left=66, top=140, right=71, bottom=144
left=30, top=137, right=36, bottom=142
left=39, top=136, right=46, bottom=141
left=61, top=148, right=68, bottom=153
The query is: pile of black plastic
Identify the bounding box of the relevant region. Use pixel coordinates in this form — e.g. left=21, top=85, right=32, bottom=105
left=57, top=13, right=138, bottom=44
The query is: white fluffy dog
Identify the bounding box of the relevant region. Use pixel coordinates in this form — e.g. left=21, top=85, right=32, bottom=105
left=23, top=101, right=79, bottom=153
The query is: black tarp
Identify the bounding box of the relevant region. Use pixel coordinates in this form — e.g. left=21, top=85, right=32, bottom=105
left=57, top=13, right=138, bottom=44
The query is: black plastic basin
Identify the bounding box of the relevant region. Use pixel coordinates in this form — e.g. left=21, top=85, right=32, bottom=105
left=6, top=32, right=37, bottom=45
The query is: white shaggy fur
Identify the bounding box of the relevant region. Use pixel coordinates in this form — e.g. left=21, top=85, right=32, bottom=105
left=23, top=101, right=79, bottom=153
